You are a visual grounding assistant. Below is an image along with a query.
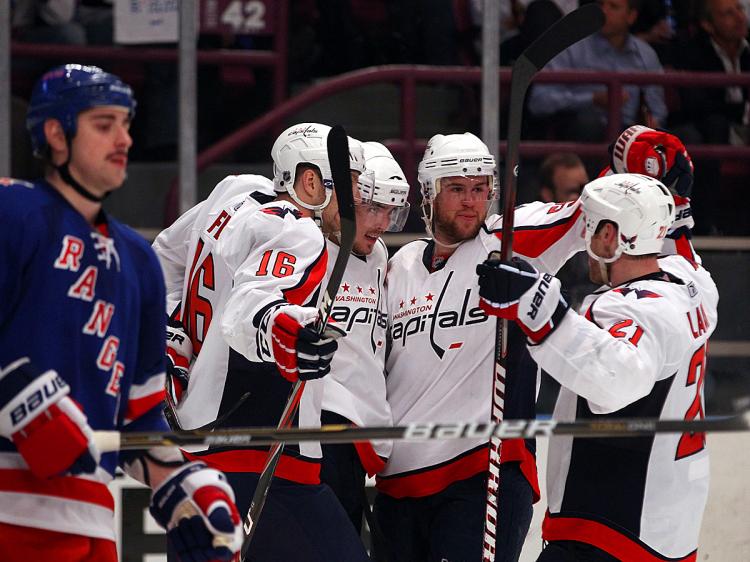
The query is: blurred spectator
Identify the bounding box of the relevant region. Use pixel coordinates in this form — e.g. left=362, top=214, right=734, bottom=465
left=12, top=0, right=85, bottom=44
left=528, top=0, right=667, bottom=141
left=538, top=151, right=589, bottom=202
left=12, top=1, right=113, bottom=45
left=500, top=0, right=563, bottom=66
left=674, top=0, right=750, bottom=146
left=75, top=0, right=113, bottom=45
left=471, top=0, right=576, bottom=42
left=537, top=152, right=598, bottom=309
left=631, top=0, right=678, bottom=64
left=670, top=0, right=750, bottom=234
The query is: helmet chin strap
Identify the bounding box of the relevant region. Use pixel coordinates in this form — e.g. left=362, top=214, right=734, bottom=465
left=586, top=241, right=621, bottom=287
left=57, top=162, right=108, bottom=203
left=57, top=138, right=110, bottom=203
left=597, top=258, right=611, bottom=286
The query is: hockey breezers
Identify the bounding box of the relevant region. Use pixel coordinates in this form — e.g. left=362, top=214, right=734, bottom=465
left=239, top=124, right=357, bottom=560
left=484, top=5, right=605, bottom=561
left=93, top=410, right=750, bottom=452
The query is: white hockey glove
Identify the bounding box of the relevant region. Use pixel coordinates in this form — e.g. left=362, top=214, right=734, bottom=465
left=150, top=461, right=242, bottom=562
left=0, top=357, right=100, bottom=478
left=476, top=256, right=570, bottom=344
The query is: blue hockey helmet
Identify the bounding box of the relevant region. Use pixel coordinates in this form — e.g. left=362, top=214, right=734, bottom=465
left=26, top=64, right=136, bottom=157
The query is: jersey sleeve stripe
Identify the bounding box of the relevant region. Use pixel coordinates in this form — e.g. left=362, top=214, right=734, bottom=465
left=283, top=245, right=328, bottom=306
left=124, top=373, right=166, bottom=424
left=492, top=207, right=582, bottom=258
left=0, top=468, right=115, bottom=511
left=353, top=441, right=387, bottom=477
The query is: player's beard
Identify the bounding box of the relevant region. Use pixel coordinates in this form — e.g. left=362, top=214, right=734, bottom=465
left=433, top=203, right=486, bottom=244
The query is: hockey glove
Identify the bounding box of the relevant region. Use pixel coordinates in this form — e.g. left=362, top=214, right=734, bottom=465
left=608, top=125, right=694, bottom=198
left=269, top=305, right=345, bottom=383
left=150, top=462, right=242, bottom=562
left=166, top=322, right=192, bottom=403
left=476, top=256, right=570, bottom=344
left=0, top=357, right=100, bottom=478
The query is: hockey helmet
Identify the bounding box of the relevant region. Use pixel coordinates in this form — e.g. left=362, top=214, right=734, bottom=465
left=417, top=132, right=497, bottom=201
left=418, top=132, right=497, bottom=240
left=26, top=64, right=136, bottom=157
left=580, top=173, right=675, bottom=263
left=271, top=123, right=366, bottom=211
left=356, top=142, right=411, bottom=232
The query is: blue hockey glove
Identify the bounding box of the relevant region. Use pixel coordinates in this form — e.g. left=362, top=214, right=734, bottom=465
left=150, top=462, right=243, bottom=562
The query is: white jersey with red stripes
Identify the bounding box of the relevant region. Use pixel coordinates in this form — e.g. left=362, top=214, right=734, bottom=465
left=536, top=248, right=718, bottom=561
left=153, top=174, right=275, bottom=316
left=0, top=179, right=168, bottom=541
left=322, top=238, right=392, bottom=475
left=152, top=175, right=329, bottom=483
left=378, top=202, right=584, bottom=498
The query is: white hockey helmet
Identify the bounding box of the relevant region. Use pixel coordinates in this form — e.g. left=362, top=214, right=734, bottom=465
left=580, top=173, right=675, bottom=263
left=271, top=123, right=333, bottom=211
left=417, top=132, right=496, bottom=241
left=347, top=136, right=367, bottom=176
left=357, top=141, right=411, bottom=231
left=417, top=132, right=497, bottom=201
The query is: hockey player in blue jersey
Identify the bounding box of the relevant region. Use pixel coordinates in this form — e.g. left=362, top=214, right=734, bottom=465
left=0, top=64, right=243, bottom=562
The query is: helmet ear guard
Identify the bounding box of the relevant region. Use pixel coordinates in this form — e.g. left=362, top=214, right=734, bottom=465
left=26, top=64, right=136, bottom=158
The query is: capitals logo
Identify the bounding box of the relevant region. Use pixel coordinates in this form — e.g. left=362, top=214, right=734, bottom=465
left=390, top=271, right=489, bottom=359
left=329, top=268, right=386, bottom=352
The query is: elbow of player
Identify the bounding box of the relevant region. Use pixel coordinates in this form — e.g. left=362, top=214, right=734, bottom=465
left=589, top=360, right=654, bottom=414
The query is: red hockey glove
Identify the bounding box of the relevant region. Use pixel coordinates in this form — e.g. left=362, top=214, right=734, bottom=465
left=608, top=125, right=694, bottom=199
left=270, top=306, right=345, bottom=383
left=0, top=357, right=100, bottom=478
left=476, top=256, right=570, bottom=344
left=150, top=462, right=242, bottom=562
left=166, top=322, right=192, bottom=403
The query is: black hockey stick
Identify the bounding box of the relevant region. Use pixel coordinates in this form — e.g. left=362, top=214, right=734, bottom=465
left=483, top=5, right=605, bottom=561
left=164, top=375, right=250, bottom=432
left=239, top=124, right=357, bottom=560
left=93, top=409, right=750, bottom=452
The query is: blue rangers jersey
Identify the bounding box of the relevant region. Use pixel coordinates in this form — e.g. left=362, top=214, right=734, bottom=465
left=0, top=179, right=168, bottom=541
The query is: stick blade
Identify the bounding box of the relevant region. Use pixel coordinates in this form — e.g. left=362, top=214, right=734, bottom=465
left=523, top=3, right=605, bottom=70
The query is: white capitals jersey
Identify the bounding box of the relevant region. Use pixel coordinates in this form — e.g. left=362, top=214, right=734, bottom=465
left=535, top=252, right=718, bottom=561
left=378, top=201, right=584, bottom=499
left=152, top=175, right=329, bottom=484
left=322, top=238, right=392, bottom=475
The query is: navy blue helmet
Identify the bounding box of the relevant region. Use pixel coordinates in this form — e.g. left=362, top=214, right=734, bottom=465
left=26, top=64, right=136, bottom=157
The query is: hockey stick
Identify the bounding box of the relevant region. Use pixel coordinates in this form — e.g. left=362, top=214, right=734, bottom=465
left=94, top=409, right=750, bottom=452
left=239, top=124, right=357, bottom=559
left=483, top=5, right=605, bottom=561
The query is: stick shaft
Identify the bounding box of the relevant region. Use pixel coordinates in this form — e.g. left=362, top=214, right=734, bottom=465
left=95, top=411, right=750, bottom=452
left=484, top=5, right=605, bottom=560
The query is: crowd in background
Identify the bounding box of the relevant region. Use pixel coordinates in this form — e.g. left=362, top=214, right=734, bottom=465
left=8, top=0, right=750, bottom=234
